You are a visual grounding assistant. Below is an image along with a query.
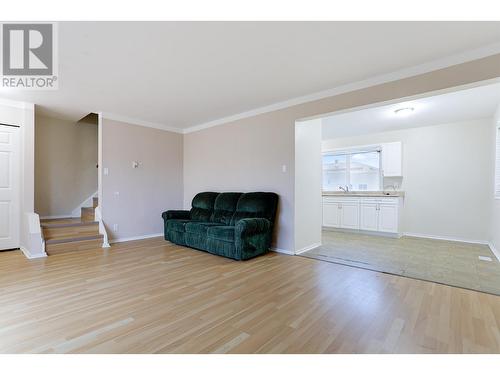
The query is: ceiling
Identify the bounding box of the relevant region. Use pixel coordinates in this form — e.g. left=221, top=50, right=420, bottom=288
left=322, top=82, right=500, bottom=139
left=2, top=22, right=500, bottom=131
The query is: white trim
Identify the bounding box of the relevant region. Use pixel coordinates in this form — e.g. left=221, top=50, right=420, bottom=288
left=109, top=233, right=163, bottom=244
left=71, top=191, right=97, bottom=217
left=488, top=242, right=500, bottom=263
left=271, top=247, right=294, bottom=255
left=295, top=242, right=322, bottom=255
left=93, top=43, right=500, bottom=136
left=183, top=42, right=500, bottom=134
left=403, top=232, right=489, bottom=245
left=495, top=124, right=500, bottom=199
left=93, top=206, right=110, bottom=248
left=101, top=112, right=183, bottom=134
left=20, top=246, right=47, bottom=259
left=324, top=227, right=401, bottom=238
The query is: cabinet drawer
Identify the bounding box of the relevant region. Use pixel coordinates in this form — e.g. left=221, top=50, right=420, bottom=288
left=323, top=196, right=359, bottom=204
left=360, top=197, right=399, bottom=205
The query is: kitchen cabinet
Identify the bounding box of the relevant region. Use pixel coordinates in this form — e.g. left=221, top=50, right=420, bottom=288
left=323, top=195, right=402, bottom=236
left=382, top=142, right=402, bottom=177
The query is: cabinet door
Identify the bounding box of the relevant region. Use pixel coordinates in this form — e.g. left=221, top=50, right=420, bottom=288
left=323, top=203, right=341, bottom=227
left=382, top=142, right=402, bottom=177
left=340, top=202, right=360, bottom=229
left=360, top=203, right=379, bottom=231
left=378, top=204, right=399, bottom=233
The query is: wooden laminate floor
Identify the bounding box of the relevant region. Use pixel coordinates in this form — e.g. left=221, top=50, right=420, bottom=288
left=1, top=238, right=500, bottom=353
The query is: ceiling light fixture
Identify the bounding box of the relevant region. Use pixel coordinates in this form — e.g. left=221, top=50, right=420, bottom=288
left=394, top=107, right=415, bottom=116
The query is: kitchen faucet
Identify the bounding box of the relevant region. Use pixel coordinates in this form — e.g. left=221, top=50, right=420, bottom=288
left=339, top=185, right=349, bottom=193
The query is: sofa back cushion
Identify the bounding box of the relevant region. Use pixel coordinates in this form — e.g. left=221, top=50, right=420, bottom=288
left=230, top=192, right=279, bottom=226
left=190, top=192, right=218, bottom=221
left=211, top=192, right=242, bottom=225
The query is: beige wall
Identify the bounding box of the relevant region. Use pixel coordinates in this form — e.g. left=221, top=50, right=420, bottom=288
left=323, top=119, right=493, bottom=242
left=184, top=54, right=500, bottom=252
left=102, top=119, right=183, bottom=241
left=35, top=115, right=98, bottom=217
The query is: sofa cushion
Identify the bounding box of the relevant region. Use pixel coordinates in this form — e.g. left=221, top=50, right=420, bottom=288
left=168, top=230, right=186, bottom=246
left=166, top=219, right=189, bottom=232
left=207, top=226, right=235, bottom=242
left=190, top=192, right=218, bottom=222
left=185, top=232, right=207, bottom=251
left=211, top=192, right=242, bottom=225
left=230, top=192, right=279, bottom=225
left=206, top=237, right=238, bottom=259
left=185, top=221, right=220, bottom=235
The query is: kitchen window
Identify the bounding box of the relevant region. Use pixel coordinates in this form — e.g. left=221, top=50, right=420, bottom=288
left=323, top=148, right=382, bottom=191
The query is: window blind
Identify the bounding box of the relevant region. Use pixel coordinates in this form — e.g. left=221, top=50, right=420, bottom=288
left=496, top=126, right=500, bottom=198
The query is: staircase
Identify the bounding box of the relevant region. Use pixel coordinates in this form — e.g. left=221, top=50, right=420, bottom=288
left=41, top=197, right=103, bottom=255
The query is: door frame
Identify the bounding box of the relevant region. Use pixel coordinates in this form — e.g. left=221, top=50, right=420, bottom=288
left=0, top=122, right=21, bottom=250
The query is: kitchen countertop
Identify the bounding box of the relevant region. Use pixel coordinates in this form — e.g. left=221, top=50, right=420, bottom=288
left=322, top=191, right=405, bottom=198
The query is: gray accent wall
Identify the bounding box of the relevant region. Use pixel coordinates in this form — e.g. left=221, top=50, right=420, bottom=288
left=35, top=115, right=98, bottom=217
left=101, top=119, right=183, bottom=242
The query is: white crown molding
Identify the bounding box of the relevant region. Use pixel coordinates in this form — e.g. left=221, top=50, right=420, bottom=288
left=183, top=42, right=500, bottom=134
left=97, top=42, right=500, bottom=135
left=101, top=112, right=184, bottom=134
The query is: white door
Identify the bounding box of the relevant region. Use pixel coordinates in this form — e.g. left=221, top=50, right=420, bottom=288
left=378, top=204, right=398, bottom=233
left=323, top=203, right=341, bottom=227
left=0, top=125, right=20, bottom=250
left=340, top=202, right=360, bottom=229
left=360, top=203, right=379, bottom=231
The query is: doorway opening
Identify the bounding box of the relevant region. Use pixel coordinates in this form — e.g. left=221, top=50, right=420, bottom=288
left=294, top=81, right=500, bottom=295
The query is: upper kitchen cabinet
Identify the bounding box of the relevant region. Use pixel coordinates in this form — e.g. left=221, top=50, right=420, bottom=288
left=381, top=142, right=402, bottom=177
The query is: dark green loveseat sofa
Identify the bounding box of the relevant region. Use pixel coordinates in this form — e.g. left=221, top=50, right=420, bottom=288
left=161, top=192, right=278, bottom=260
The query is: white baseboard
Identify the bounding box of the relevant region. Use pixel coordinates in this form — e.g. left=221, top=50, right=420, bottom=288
left=488, top=242, right=500, bottom=262
left=109, top=233, right=163, bottom=244
left=403, top=232, right=489, bottom=245
left=271, top=247, right=294, bottom=255
left=20, top=246, right=47, bottom=259
left=324, top=226, right=400, bottom=238
left=295, top=242, right=322, bottom=255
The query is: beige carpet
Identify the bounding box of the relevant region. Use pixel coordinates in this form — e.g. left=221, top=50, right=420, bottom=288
left=301, top=231, right=500, bottom=295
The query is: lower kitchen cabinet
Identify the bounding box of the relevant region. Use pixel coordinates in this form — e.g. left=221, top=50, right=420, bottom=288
left=323, top=195, right=402, bottom=236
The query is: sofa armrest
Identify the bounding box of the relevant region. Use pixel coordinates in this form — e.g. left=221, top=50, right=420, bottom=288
left=235, top=218, right=271, bottom=237
left=162, top=210, right=190, bottom=221
left=235, top=218, right=273, bottom=260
